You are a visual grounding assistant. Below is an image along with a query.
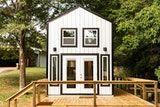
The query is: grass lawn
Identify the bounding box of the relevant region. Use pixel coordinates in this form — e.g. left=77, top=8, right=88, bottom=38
left=0, top=67, right=46, bottom=106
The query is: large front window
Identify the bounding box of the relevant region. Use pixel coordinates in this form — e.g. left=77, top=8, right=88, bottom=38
left=83, top=28, right=99, bottom=47
left=61, top=28, right=77, bottom=47
left=67, top=60, right=76, bottom=88
left=84, top=60, right=93, bottom=88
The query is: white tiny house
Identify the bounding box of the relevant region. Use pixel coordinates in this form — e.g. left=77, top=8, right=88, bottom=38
left=47, top=5, right=112, bottom=95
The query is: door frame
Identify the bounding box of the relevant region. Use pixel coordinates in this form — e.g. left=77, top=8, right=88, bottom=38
left=60, top=53, right=99, bottom=95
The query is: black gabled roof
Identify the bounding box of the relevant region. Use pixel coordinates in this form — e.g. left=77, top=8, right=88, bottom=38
left=48, top=5, right=112, bottom=23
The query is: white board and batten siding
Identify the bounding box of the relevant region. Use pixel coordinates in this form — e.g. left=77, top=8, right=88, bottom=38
left=48, top=6, right=112, bottom=95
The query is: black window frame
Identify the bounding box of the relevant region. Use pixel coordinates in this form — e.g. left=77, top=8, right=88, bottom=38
left=101, top=54, right=110, bottom=86
left=83, top=28, right=99, bottom=47
left=50, top=54, right=59, bottom=86
left=61, top=28, right=77, bottom=47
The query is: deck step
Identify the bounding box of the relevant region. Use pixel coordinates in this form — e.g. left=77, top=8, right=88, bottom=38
left=36, top=102, right=53, bottom=107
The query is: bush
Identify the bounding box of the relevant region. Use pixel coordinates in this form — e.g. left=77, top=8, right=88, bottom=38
left=114, top=67, right=127, bottom=80
left=155, top=66, right=160, bottom=82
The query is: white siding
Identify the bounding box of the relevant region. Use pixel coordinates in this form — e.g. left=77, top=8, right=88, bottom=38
left=49, top=7, right=111, bottom=55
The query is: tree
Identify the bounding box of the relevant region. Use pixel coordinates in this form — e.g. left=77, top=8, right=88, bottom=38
left=114, top=0, right=160, bottom=78
left=0, top=0, right=62, bottom=90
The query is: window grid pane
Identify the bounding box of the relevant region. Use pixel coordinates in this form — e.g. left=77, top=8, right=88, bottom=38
left=83, top=28, right=99, bottom=46
left=63, top=38, right=75, bottom=44
left=61, top=28, right=77, bottom=46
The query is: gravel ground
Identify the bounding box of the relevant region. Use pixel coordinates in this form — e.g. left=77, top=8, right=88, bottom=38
left=0, top=67, right=16, bottom=74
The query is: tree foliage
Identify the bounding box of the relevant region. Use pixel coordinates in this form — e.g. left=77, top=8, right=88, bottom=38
left=0, top=0, right=160, bottom=81
left=0, top=0, right=63, bottom=89
left=155, top=66, right=160, bottom=81
left=114, top=0, right=160, bottom=78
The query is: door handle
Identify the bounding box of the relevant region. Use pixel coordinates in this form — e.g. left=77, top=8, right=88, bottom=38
left=80, top=74, right=82, bottom=79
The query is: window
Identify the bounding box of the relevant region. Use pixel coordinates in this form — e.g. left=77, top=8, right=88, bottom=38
left=83, top=28, right=99, bottom=47
left=50, top=55, right=59, bottom=86
left=101, top=54, right=110, bottom=86
left=61, top=28, right=77, bottom=47
left=84, top=61, right=93, bottom=88
left=67, top=60, right=76, bottom=88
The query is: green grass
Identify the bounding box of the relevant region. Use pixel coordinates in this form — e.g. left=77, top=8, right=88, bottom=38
left=0, top=67, right=46, bottom=102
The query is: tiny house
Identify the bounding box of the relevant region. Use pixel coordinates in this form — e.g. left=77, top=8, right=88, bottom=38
left=47, top=6, right=112, bottom=95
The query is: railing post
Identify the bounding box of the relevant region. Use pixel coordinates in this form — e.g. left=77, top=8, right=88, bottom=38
left=142, top=83, right=146, bottom=100
left=14, top=99, right=17, bottom=107
left=118, top=78, right=121, bottom=88
left=7, top=100, right=10, bottom=107
left=37, top=85, right=40, bottom=104
left=33, top=82, right=36, bottom=107
left=154, top=82, right=158, bottom=107
left=45, top=83, right=47, bottom=97
left=134, top=83, right=137, bottom=96
left=93, top=82, right=96, bottom=107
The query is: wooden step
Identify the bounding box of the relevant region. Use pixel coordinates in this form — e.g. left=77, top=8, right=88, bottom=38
left=36, top=102, right=53, bottom=107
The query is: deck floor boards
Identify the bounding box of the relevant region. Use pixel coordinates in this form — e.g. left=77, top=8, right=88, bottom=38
left=37, top=89, right=155, bottom=107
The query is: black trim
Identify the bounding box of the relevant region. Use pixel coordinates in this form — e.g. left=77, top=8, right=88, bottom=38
left=60, top=53, right=99, bottom=95
left=111, top=23, right=114, bottom=95
left=46, top=24, right=49, bottom=78
left=46, top=23, right=49, bottom=95
left=61, top=28, right=77, bottom=47
left=48, top=5, right=112, bottom=24
left=101, top=54, right=110, bottom=86
left=83, top=28, right=99, bottom=47
left=50, top=54, right=59, bottom=86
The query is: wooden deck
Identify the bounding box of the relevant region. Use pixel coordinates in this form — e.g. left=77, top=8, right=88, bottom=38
left=36, top=89, right=155, bottom=107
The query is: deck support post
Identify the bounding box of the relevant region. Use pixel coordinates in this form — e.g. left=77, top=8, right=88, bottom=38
left=93, top=82, right=96, bottom=107
left=154, top=82, right=158, bottom=107
left=37, top=85, right=40, bottom=104
left=142, top=84, right=146, bottom=100
left=33, top=82, right=36, bottom=107
left=14, top=99, right=17, bottom=107
left=45, top=84, right=47, bottom=97
left=134, top=84, right=137, bottom=96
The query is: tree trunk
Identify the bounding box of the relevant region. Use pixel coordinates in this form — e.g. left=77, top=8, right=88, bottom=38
left=19, top=31, right=26, bottom=90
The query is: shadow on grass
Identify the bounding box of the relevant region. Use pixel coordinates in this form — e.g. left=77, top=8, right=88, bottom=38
left=0, top=68, right=46, bottom=87
left=0, top=67, right=45, bottom=103
left=0, top=73, right=19, bottom=87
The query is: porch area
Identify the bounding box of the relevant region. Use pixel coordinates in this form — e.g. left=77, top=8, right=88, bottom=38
left=37, top=89, right=154, bottom=107
left=7, top=79, right=158, bottom=107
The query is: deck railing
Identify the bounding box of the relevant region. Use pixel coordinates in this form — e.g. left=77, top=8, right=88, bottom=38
left=6, top=82, right=34, bottom=107
left=6, top=80, right=158, bottom=107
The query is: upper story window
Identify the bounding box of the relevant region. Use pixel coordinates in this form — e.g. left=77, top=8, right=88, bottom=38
left=61, top=28, right=77, bottom=47
left=83, top=28, right=99, bottom=47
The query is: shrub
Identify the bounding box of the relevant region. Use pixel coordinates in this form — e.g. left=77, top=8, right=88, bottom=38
left=155, top=66, right=160, bottom=82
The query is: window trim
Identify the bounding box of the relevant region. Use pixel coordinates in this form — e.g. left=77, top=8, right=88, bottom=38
left=61, top=28, right=77, bottom=47
left=101, top=54, right=110, bottom=86
left=50, top=54, right=59, bottom=86
left=83, top=28, right=99, bottom=47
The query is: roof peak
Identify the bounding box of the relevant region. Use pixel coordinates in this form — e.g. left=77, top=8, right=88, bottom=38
left=48, top=4, right=111, bottom=23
